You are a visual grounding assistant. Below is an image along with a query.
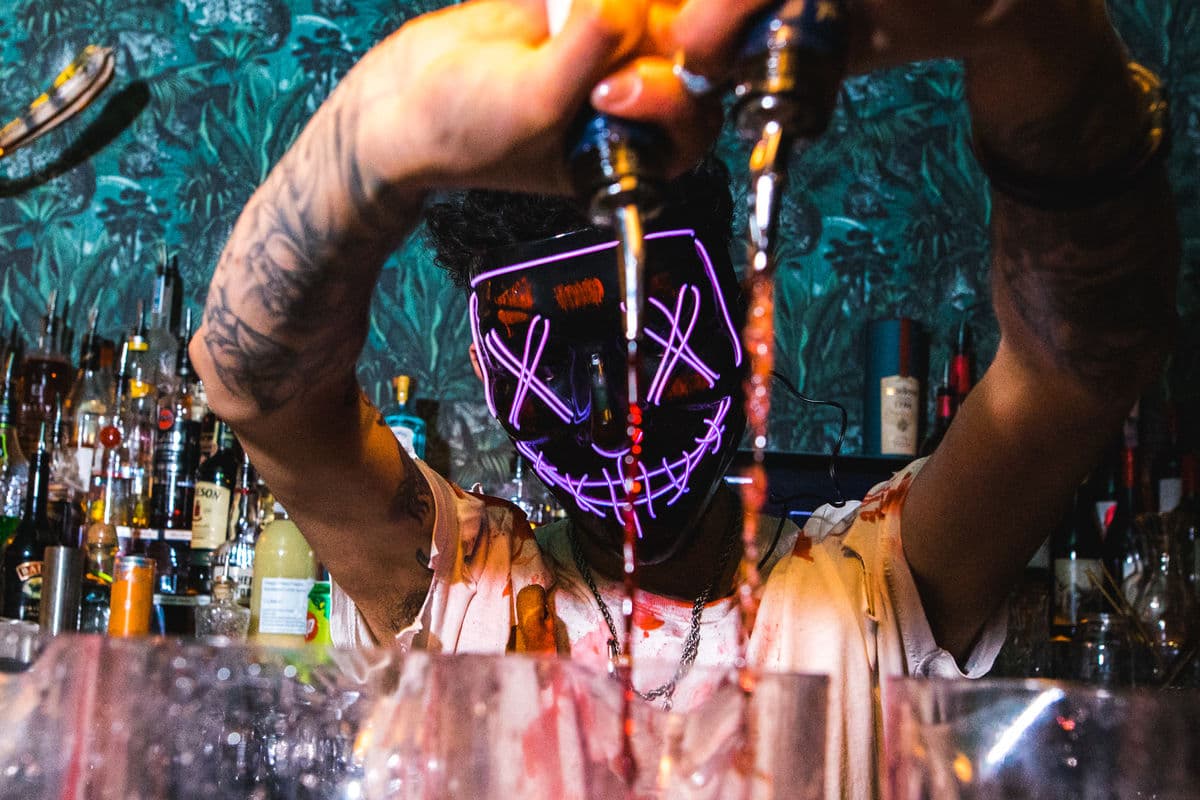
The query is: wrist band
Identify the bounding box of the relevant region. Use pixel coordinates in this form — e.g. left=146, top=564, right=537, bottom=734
left=972, top=61, right=1168, bottom=211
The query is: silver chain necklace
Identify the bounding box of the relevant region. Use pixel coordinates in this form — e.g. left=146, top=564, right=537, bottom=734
left=566, top=524, right=736, bottom=709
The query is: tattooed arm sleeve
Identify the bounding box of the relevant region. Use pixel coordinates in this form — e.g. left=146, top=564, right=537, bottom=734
left=191, top=61, right=435, bottom=642
left=899, top=5, right=1181, bottom=663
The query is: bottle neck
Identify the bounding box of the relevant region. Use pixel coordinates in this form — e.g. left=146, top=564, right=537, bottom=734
left=22, top=448, right=51, bottom=535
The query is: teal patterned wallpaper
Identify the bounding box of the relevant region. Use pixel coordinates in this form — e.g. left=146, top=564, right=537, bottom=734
left=1, top=1, right=1197, bottom=490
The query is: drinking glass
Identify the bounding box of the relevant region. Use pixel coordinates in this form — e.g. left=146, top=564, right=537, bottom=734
left=885, top=676, right=1200, bottom=799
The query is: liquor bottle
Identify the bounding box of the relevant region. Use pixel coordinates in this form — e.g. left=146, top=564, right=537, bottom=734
left=1153, top=404, right=1184, bottom=513
left=382, top=375, right=426, bottom=459
left=18, top=290, right=72, bottom=458
left=0, top=352, right=28, bottom=546
left=1, top=424, right=55, bottom=621
left=250, top=502, right=315, bottom=646
left=79, top=425, right=125, bottom=633
left=189, top=419, right=240, bottom=594
left=63, top=310, right=113, bottom=491
left=949, top=316, right=974, bottom=407
left=46, top=399, right=86, bottom=549
left=1051, top=485, right=1106, bottom=638
left=147, top=253, right=183, bottom=394
left=1176, top=454, right=1199, bottom=603
left=146, top=310, right=201, bottom=595
left=919, top=361, right=955, bottom=457
left=194, top=576, right=249, bottom=639
left=1102, top=445, right=1142, bottom=604
left=211, top=449, right=259, bottom=606
left=123, top=312, right=157, bottom=534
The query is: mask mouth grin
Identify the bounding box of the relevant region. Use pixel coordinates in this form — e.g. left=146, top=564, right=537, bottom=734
left=515, top=395, right=732, bottom=537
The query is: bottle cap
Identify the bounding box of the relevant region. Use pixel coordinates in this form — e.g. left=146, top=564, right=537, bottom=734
left=393, top=375, right=411, bottom=404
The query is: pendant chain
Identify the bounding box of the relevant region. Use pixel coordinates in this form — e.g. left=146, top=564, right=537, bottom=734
left=566, top=524, right=736, bottom=709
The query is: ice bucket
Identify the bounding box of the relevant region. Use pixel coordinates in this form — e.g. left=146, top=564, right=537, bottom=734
left=0, top=635, right=828, bottom=799
left=885, top=677, right=1200, bottom=800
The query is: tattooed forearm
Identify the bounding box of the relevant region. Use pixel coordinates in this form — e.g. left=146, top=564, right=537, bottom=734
left=201, top=70, right=426, bottom=413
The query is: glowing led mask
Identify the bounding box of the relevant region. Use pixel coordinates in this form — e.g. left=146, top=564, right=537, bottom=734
left=470, top=228, right=745, bottom=563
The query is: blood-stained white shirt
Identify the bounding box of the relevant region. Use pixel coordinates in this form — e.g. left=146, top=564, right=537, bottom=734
left=332, top=457, right=1007, bottom=800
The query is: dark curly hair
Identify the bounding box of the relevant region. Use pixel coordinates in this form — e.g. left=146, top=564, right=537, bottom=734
left=424, top=154, right=736, bottom=288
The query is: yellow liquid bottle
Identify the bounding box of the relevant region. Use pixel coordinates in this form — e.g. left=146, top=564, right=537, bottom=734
left=249, top=502, right=315, bottom=647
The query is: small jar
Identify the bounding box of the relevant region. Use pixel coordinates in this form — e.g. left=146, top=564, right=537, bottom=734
left=108, top=555, right=156, bottom=637
left=195, top=577, right=250, bottom=640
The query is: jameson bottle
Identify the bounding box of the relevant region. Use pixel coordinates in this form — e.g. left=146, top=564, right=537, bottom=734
left=189, top=419, right=240, bottom=594
left=0, top=353, right=29, bottom=546
left=146, top=311, right=201, bottom=595
left=2, top=425, right=54, bottom=621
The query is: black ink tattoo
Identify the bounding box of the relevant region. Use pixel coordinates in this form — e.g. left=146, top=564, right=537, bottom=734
left=984, top=63, right=1180, bottom=391
left=200, top=74, right=425, bottom=413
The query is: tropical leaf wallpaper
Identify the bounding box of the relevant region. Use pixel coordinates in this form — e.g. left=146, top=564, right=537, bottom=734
left=0, top=0, right=1196, bottom=491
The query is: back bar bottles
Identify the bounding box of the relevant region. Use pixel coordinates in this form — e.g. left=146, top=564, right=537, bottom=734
left=1, top=424, right=55, bottom=621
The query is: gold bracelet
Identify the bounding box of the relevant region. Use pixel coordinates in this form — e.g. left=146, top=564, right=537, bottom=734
left=972, top=62, right=1168, bottom=211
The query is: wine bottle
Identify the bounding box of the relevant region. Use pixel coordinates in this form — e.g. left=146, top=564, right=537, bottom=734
left=1051, top=484, right=1106, bottom=638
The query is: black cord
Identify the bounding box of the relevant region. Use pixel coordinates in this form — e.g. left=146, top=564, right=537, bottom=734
left=769, top=370, right=848, bottom=508
left=750, top=372, right=849, bottom=571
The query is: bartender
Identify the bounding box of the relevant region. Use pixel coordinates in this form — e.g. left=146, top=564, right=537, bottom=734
left=191, top=1, right=1178, bottom=797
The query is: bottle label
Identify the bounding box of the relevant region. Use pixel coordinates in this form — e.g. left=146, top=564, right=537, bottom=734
left=162, top=527, right=192, bottom=543
left=74, top=446, right=96, bottom=490
left=1158, top=478, right=1183, bottom=514
left=258, top=578, right=314, bottom=635
left=388, top=424, right=417, bottom=458
left=879, top=375, right=919, bottom=456
left=1053, top=557, right=1103, bottom=627
left=306, top=582, right=332, bottom=644
left=192, top=483, right=232, bottom=550
left=15, top=560, right=42, bottom=583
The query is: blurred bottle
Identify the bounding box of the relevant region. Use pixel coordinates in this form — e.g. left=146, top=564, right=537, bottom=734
left=919, top=361, right=955, bottom=457
left=1102, top=444, right=1143, bottom=604
left=382, top=375, right=426, bottom=459
left=1, top=424, right=54, bottom=622
left=211, top=449, right=259, bottom=606
left=190, top=419, right=240, bottom=595
left=79, top=425, right=125, bottom=632
left=949, top=316, right=974, bottom=408
left=1051, top=484, right=1106, bottom=638
left=1153, top=404, right=1184, bottom=513
left=194, top=576, right=249, bottom=640
left=0, top=353, right=28, bottom=546
left=1177, top=454, right=1199, bottom=604
left=250, top=502, right=315, bottom=647
left=146, top=310, right=201, bottom=595
left=123, top=309, right=157, bottom=534
left=146, top=253, right=183, bottom=394
left=46, top=399, right=87, bottom=549
left=306, top=563, right=332, bottom=645
left=63, top=309, right=114, bottom=491
left=18, top=291, right=72, bottom=458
